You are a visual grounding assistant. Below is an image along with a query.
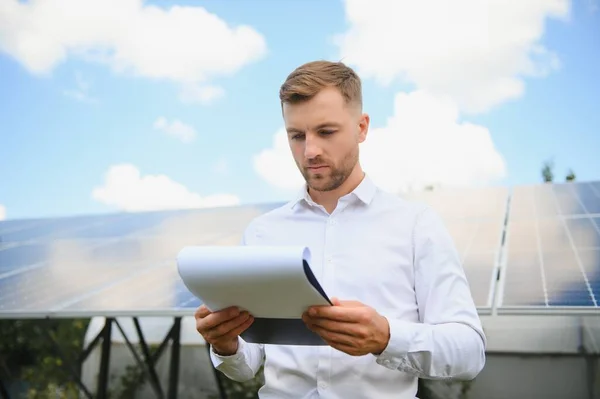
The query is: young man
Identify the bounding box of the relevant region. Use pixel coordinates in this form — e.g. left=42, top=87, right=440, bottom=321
left=195, top=60, right=486, bottom=398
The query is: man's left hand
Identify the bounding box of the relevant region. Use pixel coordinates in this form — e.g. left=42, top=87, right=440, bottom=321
left=302, top=298, right=390, bottom=356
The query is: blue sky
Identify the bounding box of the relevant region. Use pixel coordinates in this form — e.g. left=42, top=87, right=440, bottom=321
left=0, top=0, right=599, bottom=221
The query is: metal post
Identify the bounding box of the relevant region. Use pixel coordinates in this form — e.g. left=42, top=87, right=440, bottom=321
left=133, top=317, right=165, bottom=399
left=168, top=317, right=182, bottom=399
left=97, top=318, right=113, bottom=399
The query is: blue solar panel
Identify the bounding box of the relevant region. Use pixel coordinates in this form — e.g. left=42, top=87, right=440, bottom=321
left=0, top=203, right=281, bottom=318
left=0, top=244, right=51, bottom=274
left=576, top=183, right=600, bottom=214
left=499, top=182, right=600, bottom=313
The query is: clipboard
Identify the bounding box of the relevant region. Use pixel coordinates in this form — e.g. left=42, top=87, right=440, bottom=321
left=176, top=245, right=332, bottom=345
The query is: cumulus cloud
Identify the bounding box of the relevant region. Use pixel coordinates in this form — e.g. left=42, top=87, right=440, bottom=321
left=360, top=90, right=506, bottom=193
left=153, top=117, right=197, bottom=143
left=92, top=164, right=240, bottom=212
left=334, top=0, right=570, bottom=113
left=253, top=90, right=506, bottom=194
left=0, top=204, right=6, bottom=221
left=253, top=128, right=305, bottom=191
left=0, top=0, right=267, bottom=98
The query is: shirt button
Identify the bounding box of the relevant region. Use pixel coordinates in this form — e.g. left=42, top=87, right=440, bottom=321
left=319, top=381, right=328, bottom=390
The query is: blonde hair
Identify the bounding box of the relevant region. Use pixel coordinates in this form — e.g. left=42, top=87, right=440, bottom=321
left=279, top=60, right=362, bottom=109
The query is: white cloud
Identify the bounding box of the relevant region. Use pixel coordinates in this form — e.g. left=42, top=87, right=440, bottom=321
left=92, top=164, right=240, bottom=212
left=253, top=128, right=305, bottom=191
left=153, top=117, right=197, bottom=143
left=253, top=90, right=506, bottom=194
left=0, top=204, right=6, bottom=221
left=0, top=0, right=267, bottom=97
left=334, top=0, right=570, bottom=113
left=360, top=90, right=506, bottom=193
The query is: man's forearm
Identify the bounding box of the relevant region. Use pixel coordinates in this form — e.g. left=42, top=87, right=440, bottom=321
left=375, top=319, right=486, bottom=380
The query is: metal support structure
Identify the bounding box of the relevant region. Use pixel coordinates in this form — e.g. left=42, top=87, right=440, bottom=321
left=133, top=317, right=165, bottom=398
left=26, top=316, right=227, bottom=399
left=168, top=317, right=181, bottom=399
left=41, top=319, right=94, bottom=399
left=97, top=317, right=113, bottom=399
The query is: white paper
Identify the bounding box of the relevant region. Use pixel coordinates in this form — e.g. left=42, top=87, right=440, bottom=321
left=176, top=245, right=331, bottom=319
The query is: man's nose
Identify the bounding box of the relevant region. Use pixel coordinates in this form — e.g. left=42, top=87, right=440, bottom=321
left=304, top=136, right=322, bottom=159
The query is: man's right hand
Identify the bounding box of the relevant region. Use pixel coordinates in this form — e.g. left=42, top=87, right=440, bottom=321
left=195, top=305, right=254, bottom=356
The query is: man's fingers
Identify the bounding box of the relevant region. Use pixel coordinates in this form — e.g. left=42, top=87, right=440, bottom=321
left=304, top=315, right=358, bottom=337
left=197, top=306, right=241, bottom=331
left=195, top=304, right=211, bottom=319
left=337, top=300, right=365, bottom=307
left=205, top=312, right=251, bottom=340
left=224, top=315, right=254, bottom=339
left=311, top=325, right=356, bottom=347
left=307, top=306, right=365, bottom=323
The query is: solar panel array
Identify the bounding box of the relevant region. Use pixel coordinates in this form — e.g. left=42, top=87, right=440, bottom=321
left=0, top=180, right=599, bottom=319
left=498, top=181, right=600, bottom=313
left=0, top=203, right=282, bottom=318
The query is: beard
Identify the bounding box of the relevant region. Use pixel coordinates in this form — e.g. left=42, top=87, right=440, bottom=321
left=300, top=146, right=359, bottom=192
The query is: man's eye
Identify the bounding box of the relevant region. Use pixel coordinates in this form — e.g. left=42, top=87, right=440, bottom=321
left=321, top=130, right=335, bottom=135
left=292, top=134, right=304, bottom=140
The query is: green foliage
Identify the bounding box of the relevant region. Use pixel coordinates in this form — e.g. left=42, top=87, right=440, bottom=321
left=209, top=366, right=264, bottom=399
left=542, top=159, right=554, bottom=183
left=108, top=363, right=147, bottom=399
left=0, top=318, right=149, bottom=399
left=0, top=318, right=90, bottom=398
left=565, top=169, right=576, bottom=182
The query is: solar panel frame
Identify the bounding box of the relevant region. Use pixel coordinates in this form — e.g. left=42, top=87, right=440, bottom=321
left=496, top=181, right=600, bottom=315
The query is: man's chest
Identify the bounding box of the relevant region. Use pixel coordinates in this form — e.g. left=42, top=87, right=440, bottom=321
left=247, top=210, right=418, bottom=315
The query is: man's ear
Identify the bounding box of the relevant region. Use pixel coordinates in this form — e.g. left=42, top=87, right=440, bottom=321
left=358, top=113, right=370, bottom=143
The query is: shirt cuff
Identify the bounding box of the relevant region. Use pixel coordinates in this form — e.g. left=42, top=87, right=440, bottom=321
left=210, top=337, right=247, bottom=368
left=375, top=317, right=422, bottom=371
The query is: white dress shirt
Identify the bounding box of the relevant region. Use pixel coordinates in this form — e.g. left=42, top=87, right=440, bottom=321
left=210, top=174, right=486, bottom=398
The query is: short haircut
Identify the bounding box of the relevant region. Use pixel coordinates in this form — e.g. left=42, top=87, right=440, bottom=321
left=279, top=60, right=362, bottom=110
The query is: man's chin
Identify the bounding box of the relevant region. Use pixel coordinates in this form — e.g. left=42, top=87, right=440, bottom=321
left=307, top=178, right=336, bottom=192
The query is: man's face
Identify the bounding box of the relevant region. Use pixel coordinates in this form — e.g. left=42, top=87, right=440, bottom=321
left=283, top=87, right=369, bottom=192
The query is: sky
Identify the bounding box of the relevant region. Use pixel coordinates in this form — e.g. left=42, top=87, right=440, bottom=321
left=0, top=0, right=599, bottom=221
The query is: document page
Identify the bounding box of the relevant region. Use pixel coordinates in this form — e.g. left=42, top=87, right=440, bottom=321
left=177, top=245, right=332, bottom=345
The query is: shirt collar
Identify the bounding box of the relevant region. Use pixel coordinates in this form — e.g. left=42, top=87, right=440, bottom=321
left=289, top=173, right=377, bottom=210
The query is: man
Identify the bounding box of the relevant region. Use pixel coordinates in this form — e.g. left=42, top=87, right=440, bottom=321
left=195, top=60, right=486, bottom=398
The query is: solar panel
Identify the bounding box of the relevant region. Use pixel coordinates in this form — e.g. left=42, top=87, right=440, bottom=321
left=0, top=203, right=281, bottom=318
left=498, top=181, right=600, bottom=314
left=403, top=186, right=508, bottom=311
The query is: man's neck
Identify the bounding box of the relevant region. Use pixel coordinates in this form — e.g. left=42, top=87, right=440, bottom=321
left=308, top=166, right=365, bottom=214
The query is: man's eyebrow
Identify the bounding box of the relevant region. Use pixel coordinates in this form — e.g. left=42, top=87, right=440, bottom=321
left=286, top=122, right=341, bottom=134
left=286, top=127, right=303, bottom=134
left=314, top=122, right=342, bottom=130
